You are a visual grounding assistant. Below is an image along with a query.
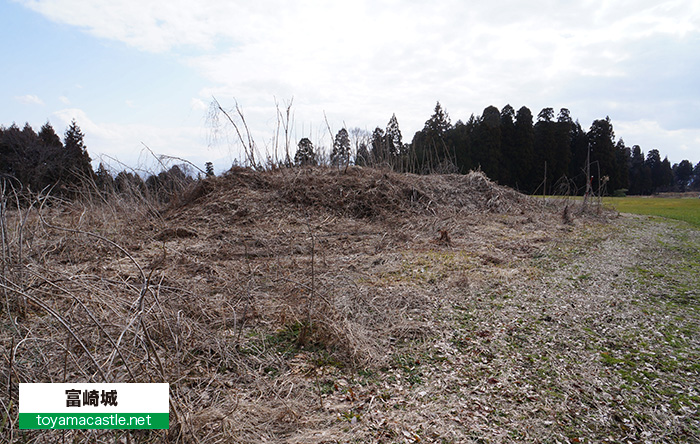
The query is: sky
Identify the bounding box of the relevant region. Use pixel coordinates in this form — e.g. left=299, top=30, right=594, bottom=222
left=2, top=0, right=699, bottom=174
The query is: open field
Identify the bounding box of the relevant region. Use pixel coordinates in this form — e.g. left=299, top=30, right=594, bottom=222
left=604, top=196, right=700, bottom=228
left=2, top=167, right=698, bottom=443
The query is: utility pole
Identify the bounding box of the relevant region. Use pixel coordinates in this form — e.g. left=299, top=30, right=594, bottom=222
left=543, top=161, right=547, bottom=199
left=583, top=143, right=592, bottom=208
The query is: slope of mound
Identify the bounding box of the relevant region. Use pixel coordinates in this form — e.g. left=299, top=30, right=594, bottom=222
left=172, top=166, right=539, bottom=222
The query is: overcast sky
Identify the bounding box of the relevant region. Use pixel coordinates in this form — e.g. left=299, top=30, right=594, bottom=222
left=2, top=0, right=699, bottom=173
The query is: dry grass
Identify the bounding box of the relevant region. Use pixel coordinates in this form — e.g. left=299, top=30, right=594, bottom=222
left=1, top=167, right=696, bottom=443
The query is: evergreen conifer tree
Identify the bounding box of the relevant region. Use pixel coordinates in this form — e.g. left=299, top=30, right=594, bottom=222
left=425, top=102, right=451, bottom=135
left=627, top=146, right=645, bottom=195
left=473, top=106, right=501, bottom=181
left=614, top=139, right=630, bottom=192
left=514, top=106, right=535, bottom=191
left=499, top=105, right=516, bottom=186
left=355, top=142, right=370, bottom=167
left=411, top=102, right=452, bottom=172
left=645, top=149, right=663, bottom=193
left=38, top=121, right=62, bottom=148
left=385, top=114, right=403, bottom=157
left=330, top=128, right=351, bottom=167
left=294, top=138, right=317, bottom=166
left=63, top=120, right=93, bottom=183
left=95, top=163, right=114, bottom=192
left=370, top=127, right=387, bottom=164
left=673, top=160, right=693, bottom=192
left=534, top=108, right=557, bottom=194
left=553, top=109, right=573, bottom=184
left=587, top=117, right=618, bottom=192
left=691, top=161, right=700, bottom=190
left=568, top=120, right=589, bottom=192
left=205, top=162, right=215, bottom=176
left=660, top=157, right=674, bottom=191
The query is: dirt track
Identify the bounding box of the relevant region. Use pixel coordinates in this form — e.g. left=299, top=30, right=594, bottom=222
left=278, top=214, right=700, bottom=444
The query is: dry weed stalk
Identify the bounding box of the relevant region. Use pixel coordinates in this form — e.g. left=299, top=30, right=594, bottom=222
left=0, top=185, right=200, bottom=441
left=210, top=97, right=258, bottom=169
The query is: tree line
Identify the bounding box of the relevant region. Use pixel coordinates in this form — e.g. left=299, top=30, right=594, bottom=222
left=294, top=103, right=700, bottom=195
left=0, top=121, right=92, bottom=195
left=0, top=121, right=194, bottom=201
left=409, top=103, right=699, bottom=195
left=3, top=109, right=698, bottom=201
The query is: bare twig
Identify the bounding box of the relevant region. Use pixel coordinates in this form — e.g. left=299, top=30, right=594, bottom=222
left=0, top=281, right=107, bottom=381
left=211, top=96, right=258, bottom=169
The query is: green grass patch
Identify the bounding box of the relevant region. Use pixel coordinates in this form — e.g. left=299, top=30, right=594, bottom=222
left=604, top=196, right=700, bottom=228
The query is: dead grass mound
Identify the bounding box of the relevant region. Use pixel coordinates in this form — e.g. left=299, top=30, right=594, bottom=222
left=172, top=166, right=540, bottom=222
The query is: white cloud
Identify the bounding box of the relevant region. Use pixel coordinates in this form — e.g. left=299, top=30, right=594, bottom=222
left=17, top=2, right=697, bottom=78
left=15, top=0, right=700, bottom=165
left=59, top=95, right=71, bottom=104
left=615, top=119, right=700, bottom=163
left=183, top=1, right=700, bottom=132
left=52, top=108, right=119, bottom=141
left=15, top=94, right=44, bottom=105
left=190, top=98, right=207, bottom=112
left=51, top=107, right=221, bottom=171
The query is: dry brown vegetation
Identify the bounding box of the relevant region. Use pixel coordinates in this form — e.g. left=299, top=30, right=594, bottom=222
left=1, top=166, right=698, bottom=443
